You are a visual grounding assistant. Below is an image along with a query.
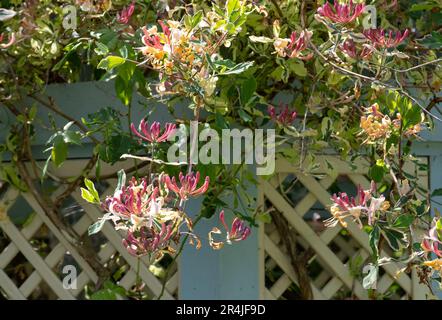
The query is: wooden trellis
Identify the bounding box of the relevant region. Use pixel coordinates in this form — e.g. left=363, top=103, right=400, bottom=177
left=258, top=155, right=430, bottom=300
left=0, top=160, right=178, bottom=300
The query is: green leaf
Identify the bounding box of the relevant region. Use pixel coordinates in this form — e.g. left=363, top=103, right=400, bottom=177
left=117, top=62, right=136, bottom=84
left=392, top=214, right=414, bottom=229
left=368, top=160, right=386, bottom=183
left=97, top=56, right=126, bottom=71
left=238, top=109, right=252, bottom=122
left=84, top=178, right=100, bottom=203
left=88, top=219, right=106, bottom=235
left=90, top=289, right=117, bottom=300
left=418, top=31, right=442, bottom=49
left=436, top=219, right=442, bottom=231
left=256, top=212, right=272, bottom=223
left=191, top=10, right=203, bottom=29
left=287, top=60, right=307, bottom=77
left=381, top=227, right=408, bottom=251
left=240, top=77, right=257, bottom=104
left=410, top=3, right=439, bottom=12
left=81, top=188, right=97, bottom=204
left=226, top=0, right=239, bottom=16
left=51, top=139, right=68, bottom=167
left=63, top=131, right=82, bottom=145
left=215, top=112, right=229, bottom=129
left=94, top=42, right=109, bottom=56
left=115, top=76, right=132, bottom=106
left=220, top=62, right=254, bottom=75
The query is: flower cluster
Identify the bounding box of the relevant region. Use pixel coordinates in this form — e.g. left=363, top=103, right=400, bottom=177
left=273, top=30, right=313, bottom=60
left=317, top=0, right=365, bottom=24
left=209, top=210, right=251, bottom=250
left=359, top=103, right=394, bottom=143
left=139, top=19, right=218, bottom=98
left=130, top=120, right=176, bottom=144
left=325, top=181, right=390, bottom=228
left=363, top=29, right=409, bottom=49
left=97, top=171, right=209, bottom=257
left=84, top=119, right=250, bottom=257
left=359, top=103, right=422, bottom=144
left=268, top=104, right=297, bottom=127
left=421, top=218, right=442, bottom=274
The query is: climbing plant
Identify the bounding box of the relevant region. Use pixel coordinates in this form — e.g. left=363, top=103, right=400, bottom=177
left=1, top=0, right=442, bottom=299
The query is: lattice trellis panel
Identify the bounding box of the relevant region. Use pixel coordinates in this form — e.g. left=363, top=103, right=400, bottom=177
left=0, top=160, right=178, bottom=300
left=258, top=156, right=430, bottom=300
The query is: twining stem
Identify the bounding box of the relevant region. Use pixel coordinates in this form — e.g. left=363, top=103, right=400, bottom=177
left=157, top=104, right=202, bottom=299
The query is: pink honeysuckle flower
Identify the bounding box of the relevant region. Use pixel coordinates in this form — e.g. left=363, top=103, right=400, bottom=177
left=363, top=28, right=409, bottom=48
left=164, top=171, right=210, bottom=200
left=0, top=33, right=15, bottom=49
left=158, top=20, right=171, bottom=38
left=123, top=224, right=174, bottom=256
left=317, top=0, right=365, bottom=24
left=325, top=181, right=390, bottom=228
left=130, top=120, right=176, bottom=143
left=219, top=210, right=251, bottom=244
left=209, top=210, right=251, bottom=250
left=339, top=39, right=373, bottom=59
left=331, top=184, right=370, bottom=212
left=287, top=30, right=313, bottom=60
left=268, top=104, right=297, bottom=126
left=102, top=177, right=156, bottom=220
left=117, top=1, right=135, bottom=24
left=141, top=26, right=164, bottom=50
left=421, top=218, right=442, bottom=258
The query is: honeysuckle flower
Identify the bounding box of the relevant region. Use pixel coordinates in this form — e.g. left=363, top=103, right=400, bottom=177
left=268, top=104, right=297, bottom=126
left=325, top=182, right=390, bottom=228
left=0, top=32, right=15, bottom=49
left=130, top=120, right=176, bottom=143
left=363, top=28, right=409, bottom=48
left=103, top=177, right=155, bottom=220
left=421, top=218, right=442, bottom=257
left=287, top=30, right=313, bottom=60
left=339, top=39, right=373, bottom=60
left=123, top=224, right=174, bottom=257
left=209, top=210, right=251, bottom=250
left=317, top=0, right=365, bottom=24
left=274, top=30, right=313, bottom=60
left=219, top=210, right=251, bottom=244
left=359, top=103, right=393, bottom=143
left=117, top=1, right=135, bottom=24
left=164, top=172, right=210, bottom=200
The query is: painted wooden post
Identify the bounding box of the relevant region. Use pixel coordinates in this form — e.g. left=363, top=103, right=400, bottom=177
left=179, top=179, right=260, bottom=300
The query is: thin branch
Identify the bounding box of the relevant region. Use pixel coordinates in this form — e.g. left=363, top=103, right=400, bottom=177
left=29, top=94, right=101, bottom=144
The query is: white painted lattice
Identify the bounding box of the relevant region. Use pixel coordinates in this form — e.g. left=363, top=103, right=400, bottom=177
left=0, top=160, right=178, bottom=300
left=258, top=155, right=430, bottom=300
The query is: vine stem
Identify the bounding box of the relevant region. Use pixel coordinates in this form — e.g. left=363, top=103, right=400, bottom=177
left=157, top=104, right=201, bottom=300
